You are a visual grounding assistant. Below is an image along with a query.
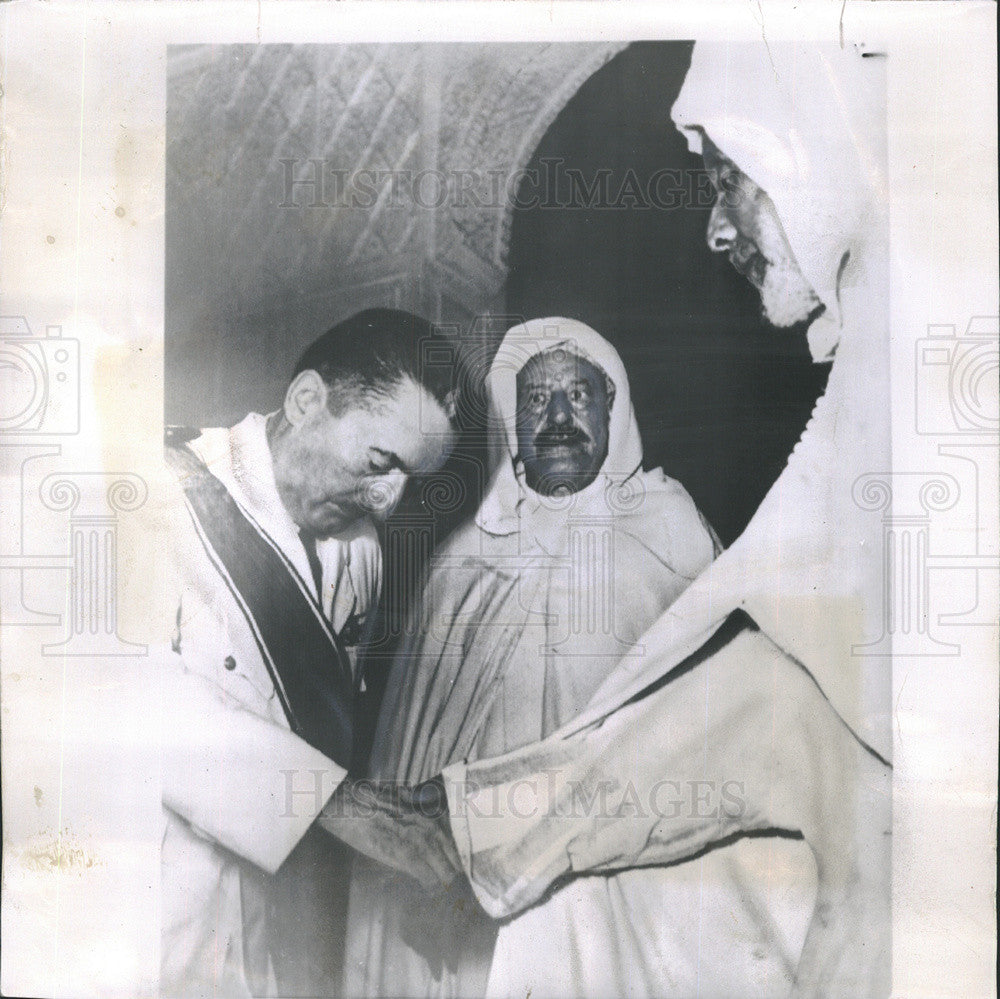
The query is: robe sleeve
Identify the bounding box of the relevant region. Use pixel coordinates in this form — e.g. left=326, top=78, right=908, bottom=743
left=442, top=619, right=889, bottom=920
left=160, top=664, right=346, bottom=875
left=151, top=473, right=347, bottom=875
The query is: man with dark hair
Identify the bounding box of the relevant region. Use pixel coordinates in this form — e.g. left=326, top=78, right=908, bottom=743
left=157, top=308, right=458, bottom=998
left=264, top=308, right=454, bottom=541
left=291, top=307, right=453, bottom=415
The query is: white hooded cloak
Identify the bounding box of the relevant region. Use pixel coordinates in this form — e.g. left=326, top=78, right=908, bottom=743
left=343, top=319, right=720, bottom=997
left=439, top=36, right=891, bottom=999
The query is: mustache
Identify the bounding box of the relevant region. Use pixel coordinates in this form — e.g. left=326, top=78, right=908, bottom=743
left=533, top=423, right=592, bottom=449
left=729, top=238, right=768, bottom=280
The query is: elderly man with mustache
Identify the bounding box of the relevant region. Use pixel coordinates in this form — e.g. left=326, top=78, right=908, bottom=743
left=340, top=28, right=892, bottom=999
left=342, top=317, right=720, bottom=997
left=420, top=35, right=892, bottom=999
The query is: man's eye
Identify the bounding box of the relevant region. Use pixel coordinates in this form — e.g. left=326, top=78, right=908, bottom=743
left=569, top=388, right=589, bottom=405
left=726, top=170, right=756, bottom=198
left=717, top=168, right=736, bottom=190
left=528, top=391, right=548, bottom=409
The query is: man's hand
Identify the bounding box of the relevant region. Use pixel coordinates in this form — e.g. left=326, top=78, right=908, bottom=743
left=316, top=776, right=464, bottom=894
left=442, top=622, right=892, bottom=994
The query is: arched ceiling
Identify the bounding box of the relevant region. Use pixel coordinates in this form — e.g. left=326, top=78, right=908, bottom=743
left=167, top=42, right=629, bottom=329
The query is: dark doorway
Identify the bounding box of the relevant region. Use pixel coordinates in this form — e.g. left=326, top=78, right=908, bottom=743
left=506, top=41, right=830, bottom=546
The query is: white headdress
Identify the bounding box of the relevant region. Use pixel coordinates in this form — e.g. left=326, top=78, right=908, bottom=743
left=671, top=38, right=887, bottom=360
left=475, top=317, right=644, bottom=542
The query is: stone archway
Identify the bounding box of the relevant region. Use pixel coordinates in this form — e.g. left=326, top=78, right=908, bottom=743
left=428, top=42, right=631, bottom=318
left=166, top=42, right=628, bottom=424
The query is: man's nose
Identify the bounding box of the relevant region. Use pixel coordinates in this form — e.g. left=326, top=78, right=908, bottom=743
left=706, top=201, right=738, bottom=252
left=546, top=390, right=572, bottom=424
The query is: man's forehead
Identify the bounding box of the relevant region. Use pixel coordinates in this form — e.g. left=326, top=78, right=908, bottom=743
left=519, top=348, right=604, bottom=382
left=363, top=380, right=453, bottom=456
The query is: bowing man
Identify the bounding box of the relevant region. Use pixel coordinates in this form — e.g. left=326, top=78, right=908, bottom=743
left=156, top=309, right=460, bottom=997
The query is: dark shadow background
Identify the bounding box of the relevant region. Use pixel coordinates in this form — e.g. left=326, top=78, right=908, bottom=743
left=166, top=42, right=828, bottom=551
left=359, top=41, right=830, bottom=762
left=506, top=41, right=829, bottom=547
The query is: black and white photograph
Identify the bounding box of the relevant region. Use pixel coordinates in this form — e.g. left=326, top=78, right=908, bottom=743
left=0, top=3, right=996, bottom=999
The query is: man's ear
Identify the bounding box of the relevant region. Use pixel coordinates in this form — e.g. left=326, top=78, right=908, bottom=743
left=283, top=369, right=329, bottom=427
left=443, top=388, right=459, bottom=422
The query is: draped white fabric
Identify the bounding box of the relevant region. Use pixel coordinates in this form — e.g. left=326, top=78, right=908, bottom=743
left=343, top=321, right=722, bottom=997
left=440, top=38, right=891, bottom=998
left=545, top=39, right=891, bottom=761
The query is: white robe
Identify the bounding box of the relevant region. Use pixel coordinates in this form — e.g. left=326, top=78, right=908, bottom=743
left=343, top=321, right=808, bottom=999
left=444, top=38, right=890, bottom=999
left=156, top=413, right=381, bottom=997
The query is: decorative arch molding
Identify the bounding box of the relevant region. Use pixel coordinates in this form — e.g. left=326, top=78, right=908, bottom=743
left=432, top=42, right=632, bottom=310
left=166, top=42, right=633, bottom=421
